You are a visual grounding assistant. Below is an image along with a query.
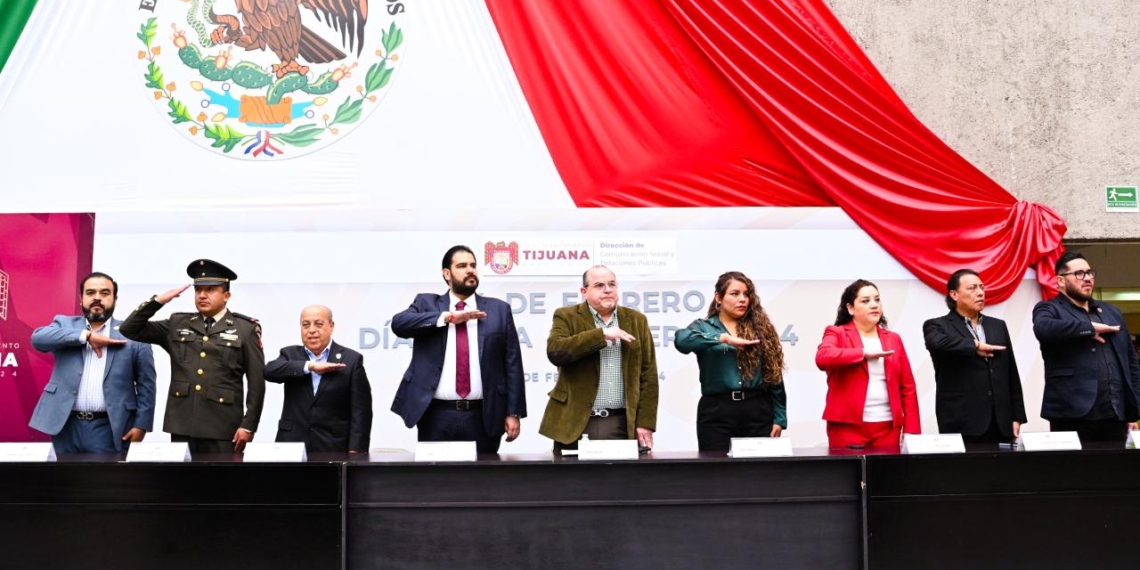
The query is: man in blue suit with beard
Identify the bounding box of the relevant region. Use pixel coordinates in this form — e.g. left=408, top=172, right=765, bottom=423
left=29, top=272, right=156, bottom=454
left=390, top=245, right=526, bottom=453
left=1034, top=252, right=1140, bottom=442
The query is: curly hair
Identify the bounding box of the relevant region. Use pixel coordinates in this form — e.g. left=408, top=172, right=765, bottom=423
left=708, top=271, right=785, bottom=385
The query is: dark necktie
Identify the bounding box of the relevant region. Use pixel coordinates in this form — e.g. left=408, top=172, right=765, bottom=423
left=455, top=301, right=470, bottom=398
left=204, top=317, right=215, bottom=331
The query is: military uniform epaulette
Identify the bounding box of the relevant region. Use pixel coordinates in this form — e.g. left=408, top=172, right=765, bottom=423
left=230, top=312, right=259, bottom=324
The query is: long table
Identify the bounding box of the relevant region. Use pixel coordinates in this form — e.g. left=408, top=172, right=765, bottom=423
left=865, top=443, right=1140, bottom=570
left=347, top=451, right=863, bottom=570
left=0, top=455, right=342, bottom=570
left=1, top=445, right=1137, bottom=570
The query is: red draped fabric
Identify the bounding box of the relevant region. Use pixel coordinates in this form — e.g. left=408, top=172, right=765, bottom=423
left=486, top=0, right=1066, bottom=303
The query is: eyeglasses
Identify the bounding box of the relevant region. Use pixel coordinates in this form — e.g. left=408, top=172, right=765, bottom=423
left=1058, top=269, right=1097, bottom=280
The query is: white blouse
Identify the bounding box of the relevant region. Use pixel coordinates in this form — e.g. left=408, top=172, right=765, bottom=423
left=861, top=335, right=892, bottom=423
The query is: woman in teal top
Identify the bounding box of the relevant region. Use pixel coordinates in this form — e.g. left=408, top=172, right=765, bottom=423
left=674, top=271, right=787, bottom=451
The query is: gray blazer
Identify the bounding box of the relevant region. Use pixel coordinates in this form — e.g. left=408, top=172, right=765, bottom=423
left=28, top=316, right=157, bottom=450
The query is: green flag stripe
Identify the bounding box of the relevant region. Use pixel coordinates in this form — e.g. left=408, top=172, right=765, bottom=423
left=0, top=0, right=39, bottom=76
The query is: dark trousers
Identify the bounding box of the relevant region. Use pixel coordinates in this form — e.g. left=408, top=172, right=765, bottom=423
left=170, top=434, right=236, bottom=455
left=1049, top=418, right=1129, bottom=443
left=962, top=416, right=1011, bottom=445
left=697, top=392, right=774, bottom=452
left=553, top=413, right=628, bottom=452
left=52, top=414, right=117, bottom=454
left=418, top=405, right=500, bottom=454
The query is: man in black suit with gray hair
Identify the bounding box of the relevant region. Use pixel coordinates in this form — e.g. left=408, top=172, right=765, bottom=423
left=265, top=304, right=372, bottom=453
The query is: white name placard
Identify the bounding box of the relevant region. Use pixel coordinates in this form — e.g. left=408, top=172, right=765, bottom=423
left=728, top=437, right=794, bottom=458
left=242, top=442, right=307, bottom=462
left=414, top=441, right=477, bottom=462
left=1017, top=431, right=1081, bottom=452
left=126, top=442, right=192, bottom=462
left=1127, top=431, right=1140, bottom=449
left=577, top=438, right=640, bottom=461
left=901, top=434, right=966, bottom=455
left=0, top=443, right=56, bottom=462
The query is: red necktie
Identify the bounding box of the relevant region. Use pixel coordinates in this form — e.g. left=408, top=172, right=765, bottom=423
left=455, top=300, right=470, bottom=398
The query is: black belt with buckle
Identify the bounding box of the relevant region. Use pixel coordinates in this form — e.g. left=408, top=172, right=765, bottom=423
left=429, top=399, right=482, bottom=411
left=73, top=411, right=109, bottom=421
left=714, top=389, right=763, bottom=401
left=589, top=408, right=625, bottom=418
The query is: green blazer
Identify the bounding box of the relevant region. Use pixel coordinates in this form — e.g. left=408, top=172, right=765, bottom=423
left=539, top=303, right=659, bottom=444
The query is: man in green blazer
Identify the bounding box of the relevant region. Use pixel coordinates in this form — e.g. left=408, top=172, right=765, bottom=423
left=539, top=265, right=659, bottom=452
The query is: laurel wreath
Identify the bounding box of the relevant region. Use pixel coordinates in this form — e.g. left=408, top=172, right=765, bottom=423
left=136, top=17, right=402, bottom=154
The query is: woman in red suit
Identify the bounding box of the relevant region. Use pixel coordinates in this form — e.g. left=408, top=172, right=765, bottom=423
left=815, top=279, right=921, bottom=448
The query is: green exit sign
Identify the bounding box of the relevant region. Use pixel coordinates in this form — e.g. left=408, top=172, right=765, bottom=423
left=1106, top=186, right=1138, bottom=212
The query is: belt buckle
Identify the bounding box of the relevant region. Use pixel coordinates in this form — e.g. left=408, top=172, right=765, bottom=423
left=76, top=411, right=94, bottom=421
left=591, top=409, right=610, bottom=418
left=456, top=400, right=470, bottom=411
left=731, top=391, right=744, bottom=401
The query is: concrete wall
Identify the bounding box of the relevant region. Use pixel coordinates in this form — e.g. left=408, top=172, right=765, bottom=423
left=827, top=0, right=1140, bottom=240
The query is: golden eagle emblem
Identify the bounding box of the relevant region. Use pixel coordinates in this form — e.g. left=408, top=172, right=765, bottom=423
left=206, top=0, right=369, bottom=78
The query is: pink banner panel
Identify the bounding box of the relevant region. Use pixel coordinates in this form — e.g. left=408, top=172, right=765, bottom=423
left=0, top=213, right=94, bottom=442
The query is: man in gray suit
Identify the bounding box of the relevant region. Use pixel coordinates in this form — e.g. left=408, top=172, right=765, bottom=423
left=29, top=272, right=157, bottom=453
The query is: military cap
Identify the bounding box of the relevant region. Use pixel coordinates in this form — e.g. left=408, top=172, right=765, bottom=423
left=187, top=259, right=238, bottom=286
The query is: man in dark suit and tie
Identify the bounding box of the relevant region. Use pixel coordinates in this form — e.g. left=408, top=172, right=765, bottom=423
left=923, top=268, right=1026, bottom=444
left=29, top=272, right=157, bottom=453
left=1033, top=252, right=1140, bottom=442
left=390, top=245, right=526, bottom=453
left=264, top=304, right=372, bottom=453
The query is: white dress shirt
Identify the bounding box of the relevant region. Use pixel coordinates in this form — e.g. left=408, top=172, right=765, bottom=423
left=74, top=322, right=108, bottom=413
left=433, top=292, right=484, bottom=400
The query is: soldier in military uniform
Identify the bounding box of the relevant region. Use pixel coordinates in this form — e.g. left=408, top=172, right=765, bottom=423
left=120, top=259, right=265, bottom=454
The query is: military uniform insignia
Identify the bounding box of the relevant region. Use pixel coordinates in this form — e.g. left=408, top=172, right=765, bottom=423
left=134, top=0, right=407, bottom=160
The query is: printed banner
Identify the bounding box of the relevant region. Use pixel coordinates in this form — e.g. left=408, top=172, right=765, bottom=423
left=95, top=208, right=1046, bottom=452
left=0, top=214, right=95, bottom=442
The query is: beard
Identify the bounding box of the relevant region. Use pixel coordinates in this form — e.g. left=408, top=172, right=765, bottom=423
left=83, top=303, right=114, bottom=323
left=452, top=275, right=479, bottom=297
left=1063, top=281, right=1093, bottom=303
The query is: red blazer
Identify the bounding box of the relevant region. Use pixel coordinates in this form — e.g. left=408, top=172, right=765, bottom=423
left=814, top=323, right=921, bottom=433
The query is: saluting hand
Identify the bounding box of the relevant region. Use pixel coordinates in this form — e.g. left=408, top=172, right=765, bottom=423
left=309, top=362, right=347, bottom=374
left=863, top=348, right=895, bottom=360
left=450, top=310, right=486, bottom=324
left=975, top=342, right=1006, bottom=358
left=87, top=332, right=127, bottom=358
left=156, top=283, right=191, bottom=305
left=718, top=333, right=761, bottom=348
left=1092, top=322, right=1120, bottom=344
left=603, top=327, right=636, bottom=343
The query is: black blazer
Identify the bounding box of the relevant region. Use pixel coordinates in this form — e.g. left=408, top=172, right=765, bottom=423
left=264, top=341, right=373, bottom=452
left=1033, top=295, right=1140, bottom=421
left=923, top=310, right=1027, bottom=437
left=389, top=292, right=526, bottom=438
